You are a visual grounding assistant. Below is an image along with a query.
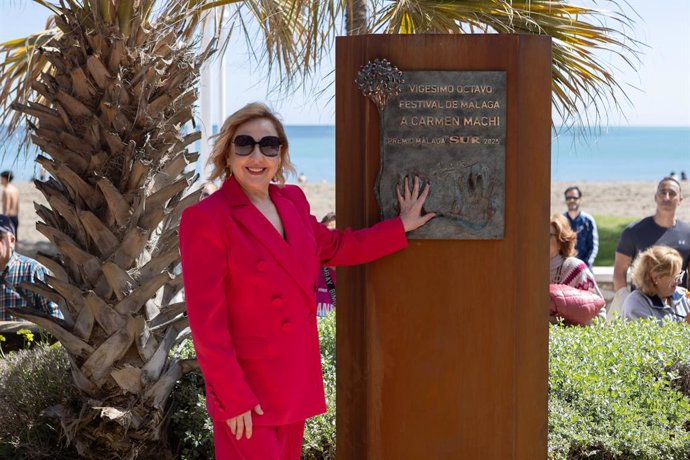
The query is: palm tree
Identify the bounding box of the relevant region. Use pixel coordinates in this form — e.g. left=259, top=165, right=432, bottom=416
left=346, top=0, right=368, bottom=34
left=1, top=2, right=212, bottom=458
left=0, top=0, right=336, bottom=457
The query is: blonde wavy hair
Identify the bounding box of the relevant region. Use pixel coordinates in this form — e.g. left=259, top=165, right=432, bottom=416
left=550, top=214, right=577, bottom=258
left=630, top=246, right=682, bottom=296
left=208, top=102, right=295, bottom=184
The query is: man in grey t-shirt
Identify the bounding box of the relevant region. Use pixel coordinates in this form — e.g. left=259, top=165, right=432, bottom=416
left=613, top=177, right=690, bottom=292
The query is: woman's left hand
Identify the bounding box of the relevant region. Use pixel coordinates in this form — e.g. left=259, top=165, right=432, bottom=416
left=397, top=176, right=437, bottom=232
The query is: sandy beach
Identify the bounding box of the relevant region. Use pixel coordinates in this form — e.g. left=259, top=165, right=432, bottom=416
left=300, top=180, right=690, bottom=222
left=12, top=180, right=689, bottom=258
left=550, top=181, right=690, bottom=221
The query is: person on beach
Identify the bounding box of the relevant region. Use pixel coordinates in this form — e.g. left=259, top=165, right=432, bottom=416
left=37, top=165, right=47, bottom=182
left=611, top=177, right=690, bottom=317
left=200, top=182, right=217, bottom=200
left=316, top=212, right=336, bottom=317
left=0, top=215, right=61, bottom=321
left=622, top=246, right=690, bottom=324
left=0, top=171, right=19, bottom=240
left=562, top=186, right=599, bottom=267
left=549, top=214, right=605, bottom=325
left=179, top=102, right=435, bottom=460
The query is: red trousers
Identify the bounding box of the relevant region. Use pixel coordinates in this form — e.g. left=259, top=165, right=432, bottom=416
left=212, top=419, right=305, bottom=460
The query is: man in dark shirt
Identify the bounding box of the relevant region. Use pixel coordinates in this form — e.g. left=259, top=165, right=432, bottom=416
left=613, top=177, right=690, bottom=293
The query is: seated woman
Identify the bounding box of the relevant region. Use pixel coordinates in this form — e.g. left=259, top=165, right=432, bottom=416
left=549, top=214, right=605, bottom=325
left=622, top=246, right=690, bottom=324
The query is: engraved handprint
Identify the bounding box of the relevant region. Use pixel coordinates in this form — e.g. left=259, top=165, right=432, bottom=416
left=399, top=162, right=497, bottom=229
left=451, top=163, right=496, bottom=228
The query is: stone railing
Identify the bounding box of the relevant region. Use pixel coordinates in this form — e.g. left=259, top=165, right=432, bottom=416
left=593, top=266, right=615, bottom=303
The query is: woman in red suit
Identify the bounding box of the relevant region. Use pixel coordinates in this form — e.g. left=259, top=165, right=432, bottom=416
left=179, top=102, right=434, bottom=459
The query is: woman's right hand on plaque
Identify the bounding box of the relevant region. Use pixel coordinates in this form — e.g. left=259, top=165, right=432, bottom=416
left=397, top=176, right=437, bottom=232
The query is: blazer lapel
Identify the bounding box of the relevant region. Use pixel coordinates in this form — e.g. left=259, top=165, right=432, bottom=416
left=220, top=177, right=316, bottom=301
left=271, top=187, right=318, bottom=294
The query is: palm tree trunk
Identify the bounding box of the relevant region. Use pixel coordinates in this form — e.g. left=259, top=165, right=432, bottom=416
left=10, top=3, right=213, bottom=458
left=346, top=0, right=368, bottom=35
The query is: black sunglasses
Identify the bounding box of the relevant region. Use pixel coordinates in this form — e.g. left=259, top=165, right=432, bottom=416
left=565, top=196, right=580, bottom=201
left=232, top=135, right=282, bottom=157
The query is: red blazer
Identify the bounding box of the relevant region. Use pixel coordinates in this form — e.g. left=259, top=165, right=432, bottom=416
left=179, top=176, right=407, bottom=426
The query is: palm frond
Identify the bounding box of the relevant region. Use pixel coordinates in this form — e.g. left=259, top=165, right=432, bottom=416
left=1, top=0, right=341, bottom=149
left=371, top=0, right=643, bottom=130
left=215, top=0, right=340, bottom=89
left=0, top=22, right=60, bottom=149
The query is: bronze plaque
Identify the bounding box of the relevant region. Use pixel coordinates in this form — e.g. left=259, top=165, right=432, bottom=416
left=366, top=68, right=506, bottom=239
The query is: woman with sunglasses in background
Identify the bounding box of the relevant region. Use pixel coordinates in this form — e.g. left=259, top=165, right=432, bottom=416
left=179, top=102, right=435, bottom=459
left=622, top=245, right=690, bottom=324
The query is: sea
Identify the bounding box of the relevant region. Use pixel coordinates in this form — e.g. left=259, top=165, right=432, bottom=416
left=1, top=126, right=688, bottom=183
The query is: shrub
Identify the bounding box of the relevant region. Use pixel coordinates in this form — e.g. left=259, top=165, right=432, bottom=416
left=0, top=344, right=78, bottom=459
left=169, top=339, right=214, bottom=459
left=549, top=320, right=690, bottom=459
left=668, top=361, right=690, bottom=398
left=7, top=313, right=688, bottom=459
left=302, top=311, right=336, bottom=459
left=169, top=310, right=337, bottom=459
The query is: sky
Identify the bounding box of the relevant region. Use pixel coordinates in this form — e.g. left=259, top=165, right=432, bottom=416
left=1, top=1, right=689, bottom=126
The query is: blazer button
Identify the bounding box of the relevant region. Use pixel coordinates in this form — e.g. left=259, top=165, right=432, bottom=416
left=281, top=321, right=293, bottom=333
left=271, top=296, right=283, bottom=307
left=257, top=260, right=267, bottom=272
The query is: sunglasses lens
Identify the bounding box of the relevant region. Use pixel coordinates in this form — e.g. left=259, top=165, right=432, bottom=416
left=259, top=136, right=281, bottom=157
left=233, top=135, right=255, bottom=156
left=232, top=135, right=280, bottom=157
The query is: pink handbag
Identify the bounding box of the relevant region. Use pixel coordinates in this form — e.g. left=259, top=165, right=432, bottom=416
left=549, top=283, right=605, bottom=325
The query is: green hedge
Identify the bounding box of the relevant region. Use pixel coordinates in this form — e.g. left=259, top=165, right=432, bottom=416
left=0, top=343, right=78, bottom=459
left=2, top=316, right=690, bottom=459
left=301, top=311, right=336, bottom=459
left=170, top=316, right=690, bottom=459
left=549, top=320, right=690, bottom=459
